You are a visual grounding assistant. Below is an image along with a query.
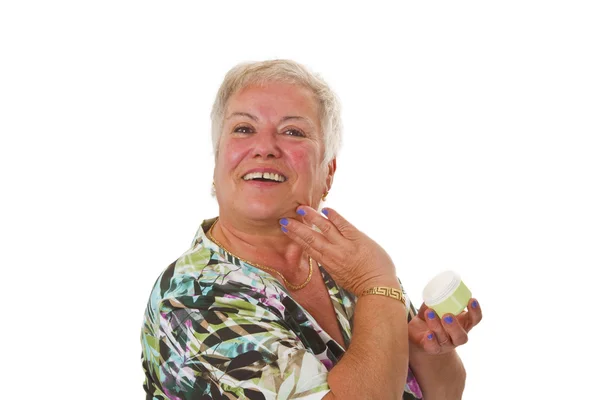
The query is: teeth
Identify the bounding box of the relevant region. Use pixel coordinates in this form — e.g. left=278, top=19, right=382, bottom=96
left=243, top=172, right=286, bottom=182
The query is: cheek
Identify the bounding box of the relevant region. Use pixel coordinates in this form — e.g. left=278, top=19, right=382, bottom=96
left=288, top=147, right=310, bottom=165
left=287, top=146, right=321, bottom=178
left=218, top=140, right=248, bottom=171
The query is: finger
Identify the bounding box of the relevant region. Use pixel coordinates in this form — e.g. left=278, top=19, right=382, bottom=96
left=425, top=309, right=451, bottom=346
left=456, top=298, right=483, bottom=332
left=279, top=217, right=330, bottom=260
left=441, top=314, right=469, bottom=347
left=423, top=331, right=442, bottom=355
left=296, top=206, right=345, bottom=243
left=320, top=207, right=360, bottom=239
left=417, top=302, right=428, bottom=320
left=465, top=298, right=483, bottom=332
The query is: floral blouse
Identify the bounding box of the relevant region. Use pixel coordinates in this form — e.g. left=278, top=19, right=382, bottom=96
left=141, top=218, right=423, bottom=399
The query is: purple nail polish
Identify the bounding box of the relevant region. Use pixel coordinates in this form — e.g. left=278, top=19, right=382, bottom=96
left=427, top=333, right=433, bottom=340
left=280, top=218, right=288, bottom=226
left=427, top=311, right=435, bottom=320
left=472, top=300, right=479, bottom=308
left=296, top=209, right=306, bottom=216
left=281, top=226, right=288, bottom=233
left=444, top=316, right=453, bottom=324
left=322, top=208, right=329, bottom=216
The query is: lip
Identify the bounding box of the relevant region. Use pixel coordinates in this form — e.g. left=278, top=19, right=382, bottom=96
left=241, top=167, right=288, bottom=181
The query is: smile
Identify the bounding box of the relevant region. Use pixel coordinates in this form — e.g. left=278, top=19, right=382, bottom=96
left=242, top=171, right=287, bottom=182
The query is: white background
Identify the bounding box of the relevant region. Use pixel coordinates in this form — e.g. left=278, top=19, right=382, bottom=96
left=1, top=1, right=598, bottom=398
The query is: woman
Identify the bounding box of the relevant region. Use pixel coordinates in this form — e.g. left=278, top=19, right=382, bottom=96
left=141, top=60, right=482, bottom=400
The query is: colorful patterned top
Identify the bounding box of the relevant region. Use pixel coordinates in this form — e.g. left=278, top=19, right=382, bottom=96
left=141, top=218, right=423, bottom=399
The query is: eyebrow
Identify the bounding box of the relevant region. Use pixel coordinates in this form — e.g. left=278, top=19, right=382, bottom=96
left=280, top=116, right=314, bottom=127
left=226, top=112, right=259, bottom=122
left=226, top=112, right=315, bottom=127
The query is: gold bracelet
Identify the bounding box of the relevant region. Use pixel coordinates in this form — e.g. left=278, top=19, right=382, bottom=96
left=361, top=286, right=406, bottom=306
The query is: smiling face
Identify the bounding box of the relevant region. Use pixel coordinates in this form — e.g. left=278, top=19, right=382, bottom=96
left=213, top=82, right=335, bottom=223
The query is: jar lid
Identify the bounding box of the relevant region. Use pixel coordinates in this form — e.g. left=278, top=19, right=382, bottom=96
left=422, top=270, right=461, bottom=306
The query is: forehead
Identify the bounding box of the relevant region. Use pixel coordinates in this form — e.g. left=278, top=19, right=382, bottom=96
left=226, top=82, right=321, bottom=123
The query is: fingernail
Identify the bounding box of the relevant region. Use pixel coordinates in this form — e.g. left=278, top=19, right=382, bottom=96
left=427, top=311, right=435, bottom=320
left=443, top=316, right=453, bottom=324
left=322, top=208, right=329, bottom=216
left=472, top=300, right=478, bottom=308
left=296, top=209, right=306, bottom=216
left=281, top=226, right=288, bottom=233
left=280, top=218, right=288, bottom=226
left=427, top=333, right=433, bottom=340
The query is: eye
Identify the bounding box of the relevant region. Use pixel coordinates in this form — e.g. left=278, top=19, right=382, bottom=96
left=233, top=125, right=255, bottom=134
left=283, top=128, right=305, bottom=137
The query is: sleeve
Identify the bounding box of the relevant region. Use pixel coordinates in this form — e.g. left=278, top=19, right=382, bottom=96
left=404, top=290, right=419, bottom=323
left=398, top=280, right=424, bottom=400
left=148, top=294, right=331, bottom=400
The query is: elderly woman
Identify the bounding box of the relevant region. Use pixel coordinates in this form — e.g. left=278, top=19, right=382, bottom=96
left=141, top=60, right=482, bottom=400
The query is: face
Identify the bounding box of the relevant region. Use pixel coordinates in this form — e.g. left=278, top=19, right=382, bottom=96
left=214, top=82, right=335, bottom=222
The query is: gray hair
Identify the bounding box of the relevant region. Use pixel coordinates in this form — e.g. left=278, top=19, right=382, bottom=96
left=210, top=59, right=342, bottom=167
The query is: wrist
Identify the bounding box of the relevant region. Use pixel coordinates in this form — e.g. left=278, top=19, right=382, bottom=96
left=409, top=349, right=466, bottom=399
left=354, top=275, right=401, bottom=296
left=409, top=347, right=465, bottom=377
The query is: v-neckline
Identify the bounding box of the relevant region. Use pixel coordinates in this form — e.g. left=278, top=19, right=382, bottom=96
left=199, top=218, right=354, bottom=352
left=316, top=265, right=353, bottom=349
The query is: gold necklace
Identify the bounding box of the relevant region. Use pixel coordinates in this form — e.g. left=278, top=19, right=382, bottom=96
left=206, top=218, right=313, bottom=291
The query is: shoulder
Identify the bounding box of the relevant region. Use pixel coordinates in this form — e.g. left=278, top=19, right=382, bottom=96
left=140, top=239, right=291, bottom=367
left=142, top=232, right=291, bottom=327
left=157, top=244, right=279, bottom=300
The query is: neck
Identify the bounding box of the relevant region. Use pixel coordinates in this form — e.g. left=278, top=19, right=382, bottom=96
left=211, top=211, right=310, bottom=283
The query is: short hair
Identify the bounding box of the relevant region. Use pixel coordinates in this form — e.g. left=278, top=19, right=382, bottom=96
left=210, top=59, right=342, bottom=167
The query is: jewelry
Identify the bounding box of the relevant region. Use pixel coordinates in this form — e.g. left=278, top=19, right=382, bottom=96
left=361, top=286, right=406, bottom=306
left=321, top=191, right=329, bottom=201
left=206, top=219, right=313, bottom=291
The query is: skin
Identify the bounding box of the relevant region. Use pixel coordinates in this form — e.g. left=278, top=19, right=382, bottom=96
left=211, top=81, right=482, bottom=399
left=281, top=207, right=483, bottom=399
left=211, top=82, right=334, bottom=282
left=407, top=301, right=483, bottom=399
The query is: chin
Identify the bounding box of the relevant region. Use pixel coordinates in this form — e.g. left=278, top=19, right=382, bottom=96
left=235, top=199, right=287, bottom=221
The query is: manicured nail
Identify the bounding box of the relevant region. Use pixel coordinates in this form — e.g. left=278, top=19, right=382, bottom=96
left=280, top=218, right=288, bottom=226
left=281, top=226, right=288, bottom=233
left=443, top=316, right=453, bottom=324
left=427, top=311, right=435, bottom=320
left=322, top=208, right=329, bottom=216
left=472, top=300, right=478, bottom=308
left=427, top=333, right=434, bottom=340
left=296, top=208, right=306, bottom=216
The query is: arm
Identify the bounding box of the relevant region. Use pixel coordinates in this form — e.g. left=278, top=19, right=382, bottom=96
left=407, top=300, right=483, bottom=400
left=325, top=281, right=409, bottom=400
left=144, top=294, right=332, bottom=399
left=282, top=207, right=411, bottom=400
left=409, top=349, right=465, bottom=400
left=144, top=285, right=409, bottom=400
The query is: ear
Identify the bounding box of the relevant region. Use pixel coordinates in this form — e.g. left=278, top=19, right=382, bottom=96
left=325, top=158, right=337, bottom=191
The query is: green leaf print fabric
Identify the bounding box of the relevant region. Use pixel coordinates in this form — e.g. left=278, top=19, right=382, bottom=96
left=141, top=218, right=423, bottom=399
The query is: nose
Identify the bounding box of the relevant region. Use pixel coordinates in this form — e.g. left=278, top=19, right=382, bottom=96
left=252, top=128, right=282, bottom=159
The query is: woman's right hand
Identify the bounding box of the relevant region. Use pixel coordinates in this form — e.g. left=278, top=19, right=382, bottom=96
left=280, top=206, right=400, bottom=296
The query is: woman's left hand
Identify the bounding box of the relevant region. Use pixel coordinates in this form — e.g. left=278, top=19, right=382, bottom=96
left=408, top=298, right=482, bottom=355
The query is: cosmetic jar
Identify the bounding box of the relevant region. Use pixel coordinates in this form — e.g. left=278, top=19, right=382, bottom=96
left=422, top=270, right=472, bottom=317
